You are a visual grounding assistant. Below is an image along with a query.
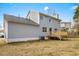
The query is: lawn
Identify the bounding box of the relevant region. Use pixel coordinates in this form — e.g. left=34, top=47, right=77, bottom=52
left=0, top=38, right=79, bottom=56
left=0, top=38, right=6, bottom=45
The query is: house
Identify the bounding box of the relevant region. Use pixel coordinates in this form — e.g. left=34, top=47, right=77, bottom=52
left=61, top=22, right=71, bottom=31
left=4, top=10, right=61, bottom=42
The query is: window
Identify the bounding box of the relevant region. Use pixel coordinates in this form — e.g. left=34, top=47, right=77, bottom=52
left=40, top=15, right=43, bottom=20
left=42, top=27, right=47, bottom=32
left=49, top=19, right=51, bottom=22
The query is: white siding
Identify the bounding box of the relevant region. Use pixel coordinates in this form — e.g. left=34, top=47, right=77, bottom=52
left=7, top=22, right=41, bottom=42
left=27, top=11, right=40, bottom=24
left=39, top=14, right=60, bottom=36
left=4, top=20, right=8, bottom=39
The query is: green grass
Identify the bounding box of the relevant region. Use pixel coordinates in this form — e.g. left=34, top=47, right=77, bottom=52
left=0, top=38, right=79, bottom=56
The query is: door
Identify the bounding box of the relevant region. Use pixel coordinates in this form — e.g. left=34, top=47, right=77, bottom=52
left=49, top=28, right=52, bottom=36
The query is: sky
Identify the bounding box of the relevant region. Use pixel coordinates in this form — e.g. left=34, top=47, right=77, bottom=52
left=0, top=3, right=75, bottom=28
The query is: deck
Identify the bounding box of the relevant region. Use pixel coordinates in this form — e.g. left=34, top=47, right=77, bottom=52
left=46, top=31, right=68, bottom=40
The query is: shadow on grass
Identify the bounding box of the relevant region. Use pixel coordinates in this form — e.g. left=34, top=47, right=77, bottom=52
left=8, top=38, right=72, bottom=46
left=8, top=40, right=50, bottom=45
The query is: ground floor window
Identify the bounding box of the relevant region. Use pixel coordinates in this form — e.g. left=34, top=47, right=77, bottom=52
left=42, top=27, right=47, bottom=32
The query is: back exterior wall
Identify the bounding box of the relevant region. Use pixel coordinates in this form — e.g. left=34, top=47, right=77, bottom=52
left=39, top=14, right=60, bottom=36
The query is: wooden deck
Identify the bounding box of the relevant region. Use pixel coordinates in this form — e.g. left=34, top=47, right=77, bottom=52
left=46, top=30, right=68, bottom=40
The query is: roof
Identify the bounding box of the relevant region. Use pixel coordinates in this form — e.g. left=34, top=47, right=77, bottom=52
left=27, top=10, right=61, bottom=22
left=61, top=22, right=71, bottom=24
left=4, top=14, right=39, bottom=26
left=40, top=12, right=61, bottom=22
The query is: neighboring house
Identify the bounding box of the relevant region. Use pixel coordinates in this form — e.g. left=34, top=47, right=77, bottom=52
left=4, top=10, right=61, bottom=42
left=61, top=22, right=71, bottom=31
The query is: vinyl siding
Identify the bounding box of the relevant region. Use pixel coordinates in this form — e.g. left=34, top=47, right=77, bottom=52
left=7, top=22, right=41, bottom=42
left=39, top=14, right=60, bottom=36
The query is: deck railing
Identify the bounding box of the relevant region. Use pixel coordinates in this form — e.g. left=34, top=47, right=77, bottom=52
left=46, top=31, right=68, bottom=40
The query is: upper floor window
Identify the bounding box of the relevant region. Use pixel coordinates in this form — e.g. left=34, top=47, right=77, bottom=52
left=40, top=15, right=43, bottom=20
left=42, top=27, right=47, bottom=32
left=49, top=19, right=51, bottom=22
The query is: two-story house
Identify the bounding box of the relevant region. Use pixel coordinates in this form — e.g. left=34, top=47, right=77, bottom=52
left=4, top=10, right=61, bottom=42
